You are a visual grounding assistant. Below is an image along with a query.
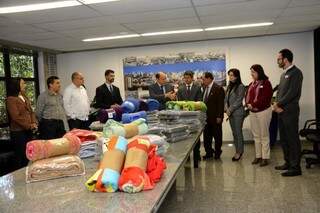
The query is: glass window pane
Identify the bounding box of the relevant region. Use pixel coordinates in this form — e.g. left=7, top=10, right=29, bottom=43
left=0, top=127, right=10, bottom=140
left=10, top=54, right=34, bottom=78
left=25, top=81, right=36, bottom=110
left=0, top=81, right=7, bottom=124
left=0, top=52, right=4, bottom=77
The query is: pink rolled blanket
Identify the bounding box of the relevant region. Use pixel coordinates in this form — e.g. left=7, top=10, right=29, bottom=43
left=26, top=134, right=81, bottom=161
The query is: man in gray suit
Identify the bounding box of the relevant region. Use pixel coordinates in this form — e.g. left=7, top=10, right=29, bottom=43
left=148, top=72, right=176, bottom=110
left=274, top=49, right=303, bottom=177
left=177, top=71, right=202, bottom=101
left=177, top=71, right=202, bottom=167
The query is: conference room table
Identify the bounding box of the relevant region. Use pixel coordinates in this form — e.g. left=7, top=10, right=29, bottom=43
left=0, top=129, right=202, bottom=213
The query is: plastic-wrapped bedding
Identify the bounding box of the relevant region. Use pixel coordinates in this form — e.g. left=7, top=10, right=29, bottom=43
left=161, top=124, right=188, bottom=133
left=164, top=131, right=189, bottom=138
left=89, top=121, right=104, bottom=131
left=166, top=134, right=190, bottom=143
left=26, top=155, right=85, bottom=183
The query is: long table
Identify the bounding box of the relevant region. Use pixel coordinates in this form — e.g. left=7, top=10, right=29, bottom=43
left=0, top=130, right=202, bottom=213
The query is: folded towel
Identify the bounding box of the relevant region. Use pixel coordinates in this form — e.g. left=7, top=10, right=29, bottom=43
left=85, top=136, right=128, bottom=192
left=121, top=111, right=147, bottom=124
left=26, top=155, right=85, bottom=183
left=79, top=141, right=97, bottom=159
left=26, top=135, right=81, bottom=161
left=103, top=118, right=148, bottom=139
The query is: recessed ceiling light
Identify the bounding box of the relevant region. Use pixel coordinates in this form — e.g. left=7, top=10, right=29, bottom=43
left=141, top=29, right=204, bottom=36
left=0, top=0, right=120, bottom=14
left=82, top=34, right=140, bottom=42
left=204, top=22, right=273, bottom=31
left=78, top=0, right=120, bottom=3
left=0, top=1, right=81, bottom=14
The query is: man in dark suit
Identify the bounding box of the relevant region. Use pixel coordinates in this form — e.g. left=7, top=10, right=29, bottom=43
left=202, top=72, right=225, bottom=160
left=177, top=71, right=203, bottom=167
left=94, top=69, right=123, bottom=109
left=177, top=70, right=202, bottom=101
left=274, top=49, right=303, bottom=177
left=148, top=71, right=176, bottom=110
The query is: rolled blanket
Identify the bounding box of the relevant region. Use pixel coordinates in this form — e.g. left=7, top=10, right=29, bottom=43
left=182, top=101, right=207, bottom=112
left=98, top=108, right=117, bottom=123
left=166, top=101, right=207, bottom=112
left=146, top=145, right=166, bottom=184
left=146, top=99, right=160, bottom=111
left=121, top=111, right=147, bottom=124
left=64, top=129, right=97, bottom=143
left=118, top=138, right=150, bottom=193
left=85, top=136, right=128, bottom=192
left=103, top=118, right=148, bottom=139
left=131, top=134, right=169, bottom=156
left=139, top=100, right=149, bottom=111
left=26, top=135, right=81, bottom=161
left=26, top=155, right=85, bottom=183
left=121, top=98, right=140, bottom=113
left=111, top=106, right=123, bottom=121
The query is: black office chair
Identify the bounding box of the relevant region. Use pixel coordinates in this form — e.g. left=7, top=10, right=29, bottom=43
left=299, top=119, right=320, bottom=168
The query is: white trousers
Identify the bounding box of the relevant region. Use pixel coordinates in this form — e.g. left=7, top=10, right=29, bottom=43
left=249, top=107, right=272, bottom=159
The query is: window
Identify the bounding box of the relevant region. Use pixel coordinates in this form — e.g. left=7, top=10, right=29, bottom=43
left=0, top=53, right=4, bottom=77
left=0, top=48, right=39, bottom=140
left=0, top=81, right=7, bottom=124
left=10, top=54, right=34, bottom=78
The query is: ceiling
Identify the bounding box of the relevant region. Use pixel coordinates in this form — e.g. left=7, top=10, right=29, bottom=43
left=0, top=0, right=319, bottom=52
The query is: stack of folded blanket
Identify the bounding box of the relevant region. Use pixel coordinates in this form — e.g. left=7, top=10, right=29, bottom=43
left=25, top=135, right=85, bottom=183
left=146, top=110, right=160, bottom=126
left=64, top=129, right=103, bottom=159
left=158, top=110, right=206, bottom=133
left=103, top=118, right=148, bottom=139
left=131, top=134, right=169, bottom=156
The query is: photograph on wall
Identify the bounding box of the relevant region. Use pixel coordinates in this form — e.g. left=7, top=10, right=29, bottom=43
left=123, top=51, right=226, bottom=98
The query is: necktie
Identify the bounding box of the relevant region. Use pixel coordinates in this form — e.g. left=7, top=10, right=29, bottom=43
left=187, top=85, right=191, bottom=96
left=109, top=85, right=113, bottom=93
left=203, top=87, right=209, bottom=101
left=161, top=85, right=165, bottom=94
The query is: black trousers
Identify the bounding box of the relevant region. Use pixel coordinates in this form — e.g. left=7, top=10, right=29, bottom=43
left=278, top=107, right=301, bottom=171
left=68, top=119, right=90, bottom=130
left=39, top=119, right=66, bottom=140
left=203, top=121, right=223, bottom=156
left=10, top=130, right=32, bottom=168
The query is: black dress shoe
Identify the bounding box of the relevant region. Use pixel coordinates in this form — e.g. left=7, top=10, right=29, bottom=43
left=232, top=153, right=243, bottom=161
left=214, top=151, right=222, bottom=159
left=202, top=155, right=213, bottom=160
left=281, top=170, right=302, bottom=177
left=260, top=159, right=269, bottom=167
left=275, top=164, right=289, bottom=170
left=251, top=158, right=261, bottom=164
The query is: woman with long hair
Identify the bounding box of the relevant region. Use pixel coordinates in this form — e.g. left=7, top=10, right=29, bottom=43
left=245, top=64, right=273, bottom=167
left=225, top=69, right=246, bottom=161
left=6, top=78, right=37, bottom=168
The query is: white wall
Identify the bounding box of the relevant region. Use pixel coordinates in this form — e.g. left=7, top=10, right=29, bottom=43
left=56, top=31, right=315, bottom=141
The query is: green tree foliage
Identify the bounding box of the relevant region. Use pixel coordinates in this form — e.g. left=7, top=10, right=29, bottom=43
left=0, top=53, right=4, bottom=77
left=0, top=81, right=7, bottom=124
left=10, top=54, right=34, bottom=78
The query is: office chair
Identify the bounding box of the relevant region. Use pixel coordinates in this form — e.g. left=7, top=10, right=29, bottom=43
left=299, top=119, right=320, bottom=168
